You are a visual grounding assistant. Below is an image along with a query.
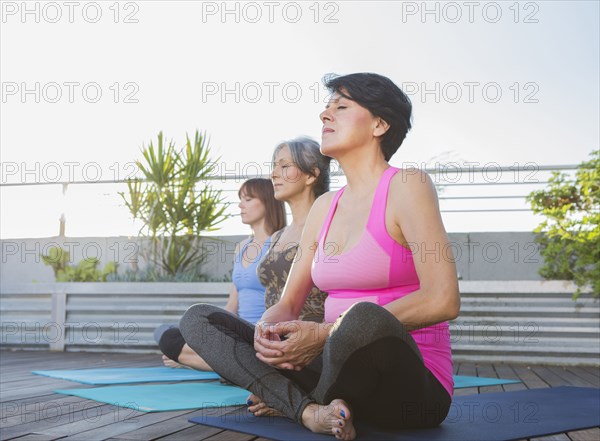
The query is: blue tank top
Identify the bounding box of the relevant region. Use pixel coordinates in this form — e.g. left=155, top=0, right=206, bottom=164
left=232, top=237, right=271, bottom=323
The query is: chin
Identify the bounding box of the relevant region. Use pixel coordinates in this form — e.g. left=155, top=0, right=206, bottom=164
left=320, top=143, right=340, bottom=159
left=274, top=191, right=290, bottom=202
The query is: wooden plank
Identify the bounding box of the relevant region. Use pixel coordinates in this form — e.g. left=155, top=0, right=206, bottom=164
left=34, top=404, right=145, bottom=438
left=568, top=427, right=600, bottom=441
left=547, top=366, right=596, bottom=387
left=581, top=366, right=600, bottom=378
left=530, top=435, right=571, bottom=441
left=565, top=367, right=600, bottom=388
left=1, top=396, right=102, bottom=429
left=0, top=382, right=83, bottom=403
left=109, top=406, right=243, bottom=441
left=66, top=406, right=244, bottom=441
left=530, top=366, right=570, bottom=388
left=58, top=409, right=192, bottom=440
left=0, top=403, right=113, bottom=440
left=3, top=434, right=66, bottom=441
left=511, top=365, right=549, bottom=389
left=0, top=376, right=83, bottom=393
left=105, top=412, right=200, bottom=440
left=493, top=364, right=527, bottom=392
left=475, top=363, right=504, bottom=394
left=453, top=361, right=478, bottom=396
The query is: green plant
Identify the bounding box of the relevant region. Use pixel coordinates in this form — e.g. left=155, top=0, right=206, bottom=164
left=41, top=247, right=117, bottom=282
left=119, top=131, right=229, bottom=278
left=526, top=150, right=599, bottom=299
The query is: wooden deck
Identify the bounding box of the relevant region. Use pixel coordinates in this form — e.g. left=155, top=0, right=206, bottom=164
left=1, top=350, right=598, bottom=441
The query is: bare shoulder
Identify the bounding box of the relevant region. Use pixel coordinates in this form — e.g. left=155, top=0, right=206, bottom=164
left=311, top=191, right=338, bottom=220
left=234, top=237, right=252, bottom=254
left=314, top=190, right=337, bottom=210
left=391, top=168, right=435, bottom=190
left=390, top=168, right=438, bottom=204
left=304, top=191, right=337, bottom=240
left=388, top=167, right=444, bottom=239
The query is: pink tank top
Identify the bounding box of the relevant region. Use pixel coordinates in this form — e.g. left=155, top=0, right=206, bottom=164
left=311, top=166, right=454, bottom=397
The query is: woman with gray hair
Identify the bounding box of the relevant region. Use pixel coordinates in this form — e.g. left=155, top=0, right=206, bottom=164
left=246, top=137, right=331, bottom=415
left=260, top=137, right=330, bottom=323
left=158, top=137, right=330, bottom=376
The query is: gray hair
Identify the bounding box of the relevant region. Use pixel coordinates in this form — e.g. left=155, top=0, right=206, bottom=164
left=273, top=137, right=331, bottom=198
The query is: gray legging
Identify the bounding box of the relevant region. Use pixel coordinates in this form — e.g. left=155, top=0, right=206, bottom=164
left=180, top=301, right=451, bottom=429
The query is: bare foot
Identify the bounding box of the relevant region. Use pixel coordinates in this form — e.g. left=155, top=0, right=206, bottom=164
left=246, top=394, right=284, bottom=417
left=301, top=399, right=356, bottom=440
left=162, top=355, right=189, bottom=369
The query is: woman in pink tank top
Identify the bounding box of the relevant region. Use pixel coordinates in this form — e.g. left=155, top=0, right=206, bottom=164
left=180, top=73, right=460, bottom=440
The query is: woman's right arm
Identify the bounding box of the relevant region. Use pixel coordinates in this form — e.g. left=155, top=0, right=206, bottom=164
left=254, top=193, right=333, bottom=368
left=258, top=194, right=331, bottom=324
left=224, top=283, right=239, bottom=315
left=223, top=239, right=248, bottom=316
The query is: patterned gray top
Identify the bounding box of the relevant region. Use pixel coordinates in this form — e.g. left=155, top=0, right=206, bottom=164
left=257, top=229, right=327, bottom=323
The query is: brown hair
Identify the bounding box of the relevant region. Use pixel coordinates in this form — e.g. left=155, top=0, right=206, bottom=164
left=238, top=178, right=286, bottom=235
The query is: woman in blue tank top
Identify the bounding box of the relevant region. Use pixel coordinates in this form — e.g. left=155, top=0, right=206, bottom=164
left=156, top=178, right=286, bottom=370
left=226, top=179, right=285, bottom=323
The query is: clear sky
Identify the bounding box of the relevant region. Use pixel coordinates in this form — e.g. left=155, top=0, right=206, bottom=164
left=1, top=0, right=598, bottom=238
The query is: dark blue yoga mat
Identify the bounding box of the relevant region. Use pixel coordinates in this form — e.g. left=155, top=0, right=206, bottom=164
left=189, top=386, right=600, bottom=441
left=33, top=367, right=219, bottom=384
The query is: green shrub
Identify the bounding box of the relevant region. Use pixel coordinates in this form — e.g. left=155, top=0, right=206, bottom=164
left=119, top=131, right=229, bottom=279
left=41, top=247, right=117, bottom=282
left=526, top=150, right=599, bottom=299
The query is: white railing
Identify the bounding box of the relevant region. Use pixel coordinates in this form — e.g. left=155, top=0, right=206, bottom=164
left=1, top=281, right=598, bottom=365
left=0, top=164, right=580, bottom=238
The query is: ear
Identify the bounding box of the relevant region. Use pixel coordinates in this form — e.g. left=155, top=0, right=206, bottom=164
left=306, top=168, right=320, bottom=187
left=373, top=117, right=390, bottom=137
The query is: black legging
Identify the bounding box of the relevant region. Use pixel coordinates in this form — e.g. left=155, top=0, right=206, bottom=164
left=180, top=301, right=451, bottom=429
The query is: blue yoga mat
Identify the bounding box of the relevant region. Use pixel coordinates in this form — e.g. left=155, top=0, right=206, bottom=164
left=33, top=367, right=220, bottom=384
left=190, top=386, right=600, bottom=441
left=54, top=382, right=250, bottom=412
left=32, top=367, right=518, bottom=388
left=453, top=375, right=520, bottom=388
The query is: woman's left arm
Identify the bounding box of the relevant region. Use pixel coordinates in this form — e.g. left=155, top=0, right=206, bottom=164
left=384, top=169, right=460, bottom=329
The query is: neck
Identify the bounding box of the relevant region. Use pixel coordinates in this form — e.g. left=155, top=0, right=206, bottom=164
left=249, top=219, right=270, bottom=244
left=285, top=188, right=315, bottom=231
left=337, top=147, right=389, bottom=197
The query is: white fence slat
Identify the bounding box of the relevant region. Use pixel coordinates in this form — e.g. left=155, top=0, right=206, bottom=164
left=50, top=291, right=66, bottom=351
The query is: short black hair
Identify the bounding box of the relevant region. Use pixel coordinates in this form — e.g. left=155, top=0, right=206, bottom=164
left=323, top=73, right=412, bottom=161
